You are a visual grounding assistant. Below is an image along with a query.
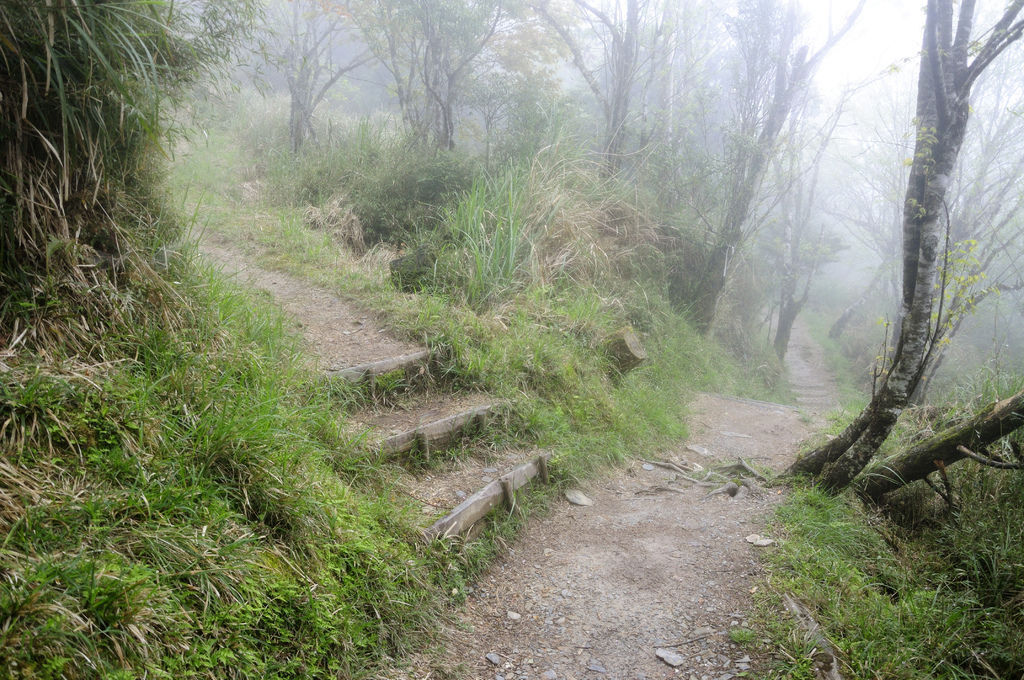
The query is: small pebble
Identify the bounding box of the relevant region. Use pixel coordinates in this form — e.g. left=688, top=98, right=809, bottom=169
left=507, top=611, right=522, bottom=621
left=486, top=653, right=502, bottom=666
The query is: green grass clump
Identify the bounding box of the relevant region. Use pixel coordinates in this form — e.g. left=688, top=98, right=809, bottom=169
left=762, top=473, right=1024, bottom=679
left=0, top=257, right=455, bottom=678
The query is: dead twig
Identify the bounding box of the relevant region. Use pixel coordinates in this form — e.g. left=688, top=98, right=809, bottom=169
left=644, top=459, right=704, bottom=475
left=658, top=632, right=712, bottom=648
left=782, top=594, right=844, bottom=680
left=636, top=485, right=690, bottom=496
left=957, top=444, right=1024, bottom=470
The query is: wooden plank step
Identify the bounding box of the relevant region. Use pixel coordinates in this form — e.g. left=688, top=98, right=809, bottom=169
left=383, top=404, right=493, bottom=455
left=424, top=452, right=551, bottom=540
left=352, top=393, right=498, bottom=456
left=327, top=350, right=430, bottom=383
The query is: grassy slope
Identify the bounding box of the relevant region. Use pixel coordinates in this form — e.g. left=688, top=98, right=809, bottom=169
left=757, top=325, right=1024, bottom=678
left=1, top=121, right=782, bottom=677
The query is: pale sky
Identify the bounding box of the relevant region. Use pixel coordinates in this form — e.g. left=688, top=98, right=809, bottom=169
left=799, top=1, right=925, bottom=94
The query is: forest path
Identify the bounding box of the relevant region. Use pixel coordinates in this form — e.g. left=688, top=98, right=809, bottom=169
left=785, top=319, right=840, bottom=417
left=198, top=237, right=534, bottom=525
left=199, top=236, right=837, bottom=680
left=199, top=238, right=422, bottom=370
left=417, top=330, right=838, bottom=680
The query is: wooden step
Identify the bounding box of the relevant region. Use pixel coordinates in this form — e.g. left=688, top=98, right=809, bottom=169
left=327, top=349, right=430, bottom=383
left=353, top=394, right=498, bottom=456
left=424, top=452, right=552, bottom=541
left=383, top=404, right=493, bottom=454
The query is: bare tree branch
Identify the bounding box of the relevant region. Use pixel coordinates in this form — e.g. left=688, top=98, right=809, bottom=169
left=956, top=445, right=1024, bottom=470
left=961, top=0, right=1024, bottom=92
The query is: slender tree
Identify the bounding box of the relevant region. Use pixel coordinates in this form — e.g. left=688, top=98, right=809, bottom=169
left=272, top=0, right=370, bottom=152
left=768, top=103, right=845, bottom=360
left=914, top=57, right=1024, bottom=399
left=826, top=83, right=913, bottom=340
left=789, top=0, right=1024, bottom=492
left=683, top=0, right=862, bottom=333
left=532, top=0, right=668, bottom=171
left=354, top=0, right=508, bottom=149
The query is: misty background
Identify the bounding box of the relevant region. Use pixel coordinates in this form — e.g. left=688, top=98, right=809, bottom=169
left=182, top=0, right=1024, bottom=402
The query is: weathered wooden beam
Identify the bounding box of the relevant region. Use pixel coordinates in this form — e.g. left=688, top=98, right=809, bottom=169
left=382, top=404, right=492, bottom=455
left=424, top=452, right=552, bottom=540
left=328, top=350, right=430, bottom=383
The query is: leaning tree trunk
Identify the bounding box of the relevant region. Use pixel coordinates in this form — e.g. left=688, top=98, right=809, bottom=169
left=859, top=388, right=1024, bottom=502
left=790, top=0, right=978, bottom=491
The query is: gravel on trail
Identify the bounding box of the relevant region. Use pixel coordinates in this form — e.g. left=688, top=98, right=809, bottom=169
left=428, top=392, right=818, bottom=680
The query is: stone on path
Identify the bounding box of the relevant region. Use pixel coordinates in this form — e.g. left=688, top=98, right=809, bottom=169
left=565, top=489, right=594, bottom=506
left=486, top=652, right=502, bottom=665
left=655, top=648, right=687, bottom=667
left=745, top=534, right=775, bottom=547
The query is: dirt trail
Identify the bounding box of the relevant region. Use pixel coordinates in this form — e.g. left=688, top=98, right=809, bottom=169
left=423, top=333, right=838, bottom=680
left=199, top=238, right=839, bottom=679
left=200, top=240, right=421, bottom=370
left=786, top=319, right=839, bottom=416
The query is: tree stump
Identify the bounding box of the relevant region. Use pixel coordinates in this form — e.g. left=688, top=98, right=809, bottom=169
left=603, top=327, right=647, bottom=373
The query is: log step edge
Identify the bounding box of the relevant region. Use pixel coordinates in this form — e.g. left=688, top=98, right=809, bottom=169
left=328, top=350, right=431, bottom=383
left=423, top=452, right=553, bottom=541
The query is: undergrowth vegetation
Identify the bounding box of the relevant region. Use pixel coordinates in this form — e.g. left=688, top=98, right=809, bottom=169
left=175, top=93, right=784, bottom=478
left=762, top=373, right=1024, bottom=679
left=1, top=259, right=454, bottom=677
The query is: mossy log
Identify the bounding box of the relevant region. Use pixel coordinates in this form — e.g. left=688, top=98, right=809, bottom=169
left=859, top=389, right=1024, bottom=502
left=603, top=327, right=647, bottom=373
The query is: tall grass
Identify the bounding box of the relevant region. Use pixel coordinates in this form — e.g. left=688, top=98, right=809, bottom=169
left=765, top=369, right=1024, bottom=679
left=422, top=142, right=667, bottom=310
left=0, top=1, right=255, bottom=352
left=0, top=255, right=451, bottom=677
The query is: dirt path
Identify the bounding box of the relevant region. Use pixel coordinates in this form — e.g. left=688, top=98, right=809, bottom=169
left=198, top=236, right=838, bottom=679
left=786, top=319, right=839, bottom=416
left=424, top=332, right=838, bottom=679
left=199, top=240, right=421, bottom=371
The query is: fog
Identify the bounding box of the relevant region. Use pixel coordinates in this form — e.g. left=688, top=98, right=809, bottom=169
left=206, top=0, right=1024, bottom=401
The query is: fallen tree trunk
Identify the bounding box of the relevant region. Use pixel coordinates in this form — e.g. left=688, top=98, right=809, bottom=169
left=858, top=389, right=1024, bottom=503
